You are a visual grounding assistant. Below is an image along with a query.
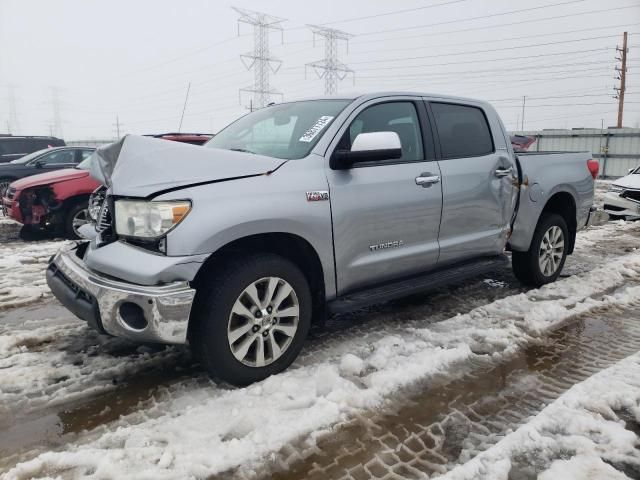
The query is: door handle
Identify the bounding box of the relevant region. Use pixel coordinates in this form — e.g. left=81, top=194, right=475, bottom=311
left=494, top=167, right=513, bottom=178
left=415, top=173, right=440, bottom=187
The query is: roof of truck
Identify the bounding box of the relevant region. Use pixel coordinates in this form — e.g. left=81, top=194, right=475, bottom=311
left=279, top=91, right=493, bottom=106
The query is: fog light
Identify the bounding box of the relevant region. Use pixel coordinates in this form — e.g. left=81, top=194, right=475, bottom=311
left=119, top=302, right=148, bottom=330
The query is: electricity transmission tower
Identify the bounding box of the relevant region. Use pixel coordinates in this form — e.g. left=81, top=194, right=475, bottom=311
left=7, top=85, right=20, bottom=134
left=306, top=25, right=354, bottom=95
left=614, top=31, right=628, bottom=128
left=50, top=86, right=63, bottom=138
left=233, top=7, right=286, bottom=110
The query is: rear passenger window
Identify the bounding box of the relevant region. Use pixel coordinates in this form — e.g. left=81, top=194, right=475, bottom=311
left=431, top=103, right=494, bottom=159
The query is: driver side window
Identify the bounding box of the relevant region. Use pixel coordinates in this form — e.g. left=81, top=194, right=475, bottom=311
left=339, top=102, right=424, bottom=162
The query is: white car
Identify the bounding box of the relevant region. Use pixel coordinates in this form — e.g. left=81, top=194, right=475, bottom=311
left=603, top=167, right=640, bottom=219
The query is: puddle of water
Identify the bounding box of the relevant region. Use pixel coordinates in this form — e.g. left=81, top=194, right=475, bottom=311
left=239, top=302, right=640, bottom=480
left=0, top=359, right=201, bottom=471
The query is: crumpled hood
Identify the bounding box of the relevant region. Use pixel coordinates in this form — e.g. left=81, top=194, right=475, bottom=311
left=612, top=173, right=640, bottom=190
left=10, top=168, right=88, bottom=191
left=90, top=135, right=285, bottom=198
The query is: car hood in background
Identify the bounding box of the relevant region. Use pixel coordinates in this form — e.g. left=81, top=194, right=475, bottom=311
left=613, top=174, right=640, bottom=190
left=90, top=135, right=286, bottom=198
left=10, top=169, right=89, bottom=190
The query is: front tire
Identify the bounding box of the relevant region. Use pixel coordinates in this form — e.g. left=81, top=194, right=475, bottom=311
left=65, top=203, right=90, bottom=239
left=512, top=213, right=569, bottom=287
left=0, top=177, right=15, bottom=199
left=190, top=253, right=311, bottom=386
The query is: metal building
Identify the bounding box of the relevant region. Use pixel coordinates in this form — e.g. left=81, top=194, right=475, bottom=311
left=511, top=128, right=640, bottom=178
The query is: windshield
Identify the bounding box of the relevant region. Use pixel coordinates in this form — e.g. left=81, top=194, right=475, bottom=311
left=9, top=148, right=49, bottom=165
left=206, top=99, right=351, bottom=160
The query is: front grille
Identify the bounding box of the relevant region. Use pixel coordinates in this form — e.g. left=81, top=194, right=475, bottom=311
left=622, top=189, right=640, bottom=203
left=97, top=200, right=112, bottom=233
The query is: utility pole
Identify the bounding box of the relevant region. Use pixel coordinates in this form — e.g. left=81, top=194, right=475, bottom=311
left=113, top=115, right=123, bottom=139
left=7, top=85, right=20, bottom=134
left=50, top=86, right=63, bottom=138
left=178, top=82, right=191, bottom=133
left=614, top=31, right=628, bottom=128
left=233, top=7, right=286, bottom=110
left=306, top=25, right=354, bottom=95
left=521, top=96, right=526, bottom=131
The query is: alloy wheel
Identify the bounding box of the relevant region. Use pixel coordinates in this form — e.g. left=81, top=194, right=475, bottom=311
left=227, top=276, right=300, bottom=368
left=538, top=225, right=565, bottom=277
left=72, top=208, right=90, bottom=237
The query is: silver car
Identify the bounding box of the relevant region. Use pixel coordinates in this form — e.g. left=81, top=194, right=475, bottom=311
left=47, top=92, right=597, bottom=385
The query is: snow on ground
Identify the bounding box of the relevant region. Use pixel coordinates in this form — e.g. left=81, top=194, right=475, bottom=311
left=0, top=240, right=65, bottom=309
left=5, top=237, right=640, bottom=478
left=440, top=351, right=640, bottom=480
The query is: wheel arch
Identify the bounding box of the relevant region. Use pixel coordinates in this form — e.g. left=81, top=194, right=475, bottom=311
left=540, top=190, right=577, bottom=254
left=191, top=232, right=328, bottom=327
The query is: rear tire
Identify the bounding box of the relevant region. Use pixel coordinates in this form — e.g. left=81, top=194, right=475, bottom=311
left=190, top=253, right=312, bottom=386
left=512, top=213, right=569, bottom=287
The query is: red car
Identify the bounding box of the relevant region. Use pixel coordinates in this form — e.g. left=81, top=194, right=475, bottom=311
left=1, top=133, right=213, bottom=239
left=2, top=157, right=101, bottom=239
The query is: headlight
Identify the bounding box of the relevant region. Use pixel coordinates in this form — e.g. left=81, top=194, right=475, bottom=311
left=608, top=184, right=625, bottom=194
left=114, top=200, right=191, bottom=238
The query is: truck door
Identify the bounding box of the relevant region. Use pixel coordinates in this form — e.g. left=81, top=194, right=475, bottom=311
left=326, top=98, right=443, bottom=295
left=427, top=101, right=516, bottom=264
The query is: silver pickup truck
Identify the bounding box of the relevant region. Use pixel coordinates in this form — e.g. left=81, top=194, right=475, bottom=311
left=46, top=92, right=598, bottom=385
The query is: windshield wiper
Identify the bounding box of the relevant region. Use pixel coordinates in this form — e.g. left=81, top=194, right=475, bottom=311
left=229, top=148, right=256, bottom=155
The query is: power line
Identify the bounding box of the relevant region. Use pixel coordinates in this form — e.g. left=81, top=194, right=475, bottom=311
left=347, top=4, right=639, bottom=45
left=355, top=0, right=590, bottom=37
left=350, top=34, right=629, bottom=66
left=353, top=47, right=615, bottom=74
left=350, top=23, right=640, bottom=56
left=287, top=0, right=468, bottom=30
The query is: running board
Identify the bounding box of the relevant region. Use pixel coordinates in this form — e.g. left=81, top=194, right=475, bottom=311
left=328, top=255, right=509, bottom=314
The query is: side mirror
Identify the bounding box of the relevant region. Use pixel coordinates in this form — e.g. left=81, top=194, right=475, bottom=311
left=331, top=131, right=402, bottom=170
left=34, top=159, right=45, bottom=168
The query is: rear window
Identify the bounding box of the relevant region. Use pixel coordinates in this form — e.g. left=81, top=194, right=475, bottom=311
left=431, top=103, right=494, bottom=159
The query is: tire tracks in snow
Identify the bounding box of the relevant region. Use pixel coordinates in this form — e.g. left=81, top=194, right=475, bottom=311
left=4, top=228, right=640, bottom=479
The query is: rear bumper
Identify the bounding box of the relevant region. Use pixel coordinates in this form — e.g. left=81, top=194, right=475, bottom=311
left=46, top=243, right=195, bottom=344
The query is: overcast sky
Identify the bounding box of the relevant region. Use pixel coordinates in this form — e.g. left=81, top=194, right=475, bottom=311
left=0, top=0, right=638, bottom=140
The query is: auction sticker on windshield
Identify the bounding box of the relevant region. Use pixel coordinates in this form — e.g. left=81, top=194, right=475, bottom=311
left=299, top=116, right=334, bottom=142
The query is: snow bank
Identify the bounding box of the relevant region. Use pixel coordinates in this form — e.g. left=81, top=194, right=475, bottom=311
left=6, top=248, right=640, bottom=479
left=440, top=351, right=640, bottom=480
left=0, top=241, right=65, bottom=309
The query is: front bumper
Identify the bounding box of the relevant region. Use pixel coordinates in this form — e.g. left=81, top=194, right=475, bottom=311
left=46, top=243, right=195, bottom=344
left=603, top=192, right=640, bottom=218
left=1, top=195, right=22, bottom=223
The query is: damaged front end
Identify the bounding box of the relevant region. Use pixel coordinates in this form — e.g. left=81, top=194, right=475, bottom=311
left=16, top=185, right=63, bottom=230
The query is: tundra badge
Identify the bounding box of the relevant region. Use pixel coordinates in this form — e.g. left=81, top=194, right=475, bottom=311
left=306, top=191, right=330, bottom=202
left=370, top=240, right=405, bottom=252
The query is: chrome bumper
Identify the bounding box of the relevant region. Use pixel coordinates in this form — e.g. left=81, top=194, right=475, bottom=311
left=46, top=244, right=195, bottom=344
